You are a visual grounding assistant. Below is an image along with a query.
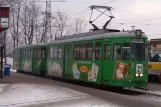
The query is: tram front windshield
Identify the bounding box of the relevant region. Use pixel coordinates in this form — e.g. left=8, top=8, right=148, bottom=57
left=150, top=53, right=161, bottom=62
left=131, top=43, right=145, bottom=61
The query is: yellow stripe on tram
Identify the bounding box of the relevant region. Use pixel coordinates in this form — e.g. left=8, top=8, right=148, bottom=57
left=148, top=62, right=161, bottom=71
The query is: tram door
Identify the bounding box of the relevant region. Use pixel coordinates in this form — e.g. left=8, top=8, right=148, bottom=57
left=64, top=45, right=72, bottom=79
left=103, top=42, right=112, bottom=83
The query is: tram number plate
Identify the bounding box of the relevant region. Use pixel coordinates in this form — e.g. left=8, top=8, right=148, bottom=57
left=136, top=64, right=143, bottom=73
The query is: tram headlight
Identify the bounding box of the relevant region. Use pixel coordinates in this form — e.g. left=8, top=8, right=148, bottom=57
left=140, top=73, right=143, bottom=77
left=135, top=73, right=139, bottom=77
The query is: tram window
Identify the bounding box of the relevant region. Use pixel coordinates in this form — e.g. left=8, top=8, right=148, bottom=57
left=27, top=49, right=28, bottom=58
left=122, top=43, right=130, bottom=60
left=47, top=48, right=50, bottom=59
left=25, top=49, right=27, bottom=58
left=58, top=47, right=62, bottom=60
left=38, top=49, right=41, bottom=59
left=53, top=47, right=58, bottom=59
left=42, top=49, right=44, bottom=59
left=27, top=49, right=29, bottom=59
left=50, top=47, right=53, bottom=59
left=30, top=49, right=32, bottom=59
left=74, top=45, right=80, bottom=60
left=34, top=49, right=37, bottom=59
left=23, top=50, right=25, bottom=58
left=22, top=50, right=24, bottom=58
left=105, top=44, right=110, bottom=60
left=25, top=50, right=26, bottom=58
left=87, top=44, right=93, bottom=60
left=145, top=44, right=148, bottom=61
left=28, top=49, right=30, bottom=59
left=80, top=45, right=86, bottom=60
left=113, top=44, right=121, bottom=60
left=95, top=42, right=101, bottom=60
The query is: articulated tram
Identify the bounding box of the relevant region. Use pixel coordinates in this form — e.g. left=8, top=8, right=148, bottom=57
left=13, top=29, right=148, bottom=88
left=13, top=5, right=148, bottom=88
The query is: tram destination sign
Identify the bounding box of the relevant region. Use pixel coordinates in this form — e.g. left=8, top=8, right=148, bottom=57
left=135, top=30, right=142, bottom=37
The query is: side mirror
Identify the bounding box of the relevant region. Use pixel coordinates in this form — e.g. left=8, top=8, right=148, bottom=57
left=117, top=48, right=121, bottom=54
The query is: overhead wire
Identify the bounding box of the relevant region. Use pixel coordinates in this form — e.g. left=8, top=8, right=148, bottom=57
left=70, top=0, right=118, bottom=17
left=101, top=0, right=118, bottom=5
left=110, top=16, right=161, bottom=27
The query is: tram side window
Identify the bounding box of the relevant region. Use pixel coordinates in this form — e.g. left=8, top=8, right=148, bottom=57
left=30, top=49, right=32, bottom=59
left=28, top=49, right=30, bottom=59
left=47, top=48, right=50, bottom=59
left=145, top=44, right=148, bottom=61
left=34, top=49, right=37, bottom=59
left=58, top=47, right=62, bottom=60
left=53, top=47, right=58, bottom=60
left=50, top=47, right=53, bottom=59
left=24, top=49, right=27, bottom=58
left=37, top=49, right=40, bottom=59
left=41, top=49, right=44, bottom=59
left=122, top=43, right=130, bottom=60
left=87, top=44, right=93, bottom=60
left=80, top=44, right=86, bottom=60
left=113, top=44, right=121, bottom=60
left=95, top=42, right=101, bottom=60
left=74, top=45, right=80, bottom=60
left=105, top=44, right=110, bottom=60
left=23, top=50, right=25, bottom=58
left=21, top=51, right=23, bottom=58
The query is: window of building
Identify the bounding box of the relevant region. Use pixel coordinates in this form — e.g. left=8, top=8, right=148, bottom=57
left=105, top=44, right=110, bottom=60
left=95, top=42, right=101, bottom=60
left=113, top=44, right=121, bottom=60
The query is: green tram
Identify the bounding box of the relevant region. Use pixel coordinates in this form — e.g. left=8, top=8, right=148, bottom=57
left=13, top=43, right=47, bottom=76
left=13, top=29, right=148, bottom=88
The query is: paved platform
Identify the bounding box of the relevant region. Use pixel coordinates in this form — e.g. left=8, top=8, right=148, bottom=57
left=0, top=72, right=161, bottom=107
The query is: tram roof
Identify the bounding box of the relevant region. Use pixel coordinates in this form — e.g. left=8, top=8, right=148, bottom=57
left=14, top=29, right=147, bottom=49
left=14, top=43, right=47, bottom=50
left=149, top=38, right=161, bottom=42
left=49, top=29, right=147, bottom=45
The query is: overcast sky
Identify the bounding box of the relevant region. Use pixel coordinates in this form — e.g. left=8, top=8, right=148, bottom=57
left=37, top=0, right=161, bottom=39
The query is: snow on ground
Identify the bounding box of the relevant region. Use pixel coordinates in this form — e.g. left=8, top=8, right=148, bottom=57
left=10, top=69, right=17, bottom=72
left=6, top=57, right=13, bottom=67
left=0, top=84, right=122, bottom=107
left=0, top=84, right=8, bottom=92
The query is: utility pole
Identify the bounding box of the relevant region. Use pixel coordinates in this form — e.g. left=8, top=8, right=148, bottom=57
left=30, top=0, right=66, bottom=43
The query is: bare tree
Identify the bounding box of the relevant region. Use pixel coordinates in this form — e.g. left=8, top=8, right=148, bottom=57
left=9, top=0, right=23, bottom=47
left=71, top=17, right=87, bottom=34
left=20, top=1, right=41, bottom=45
left=53, top=10, right=70, bottom=38
left=0, top=0, right=9, bottom=6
